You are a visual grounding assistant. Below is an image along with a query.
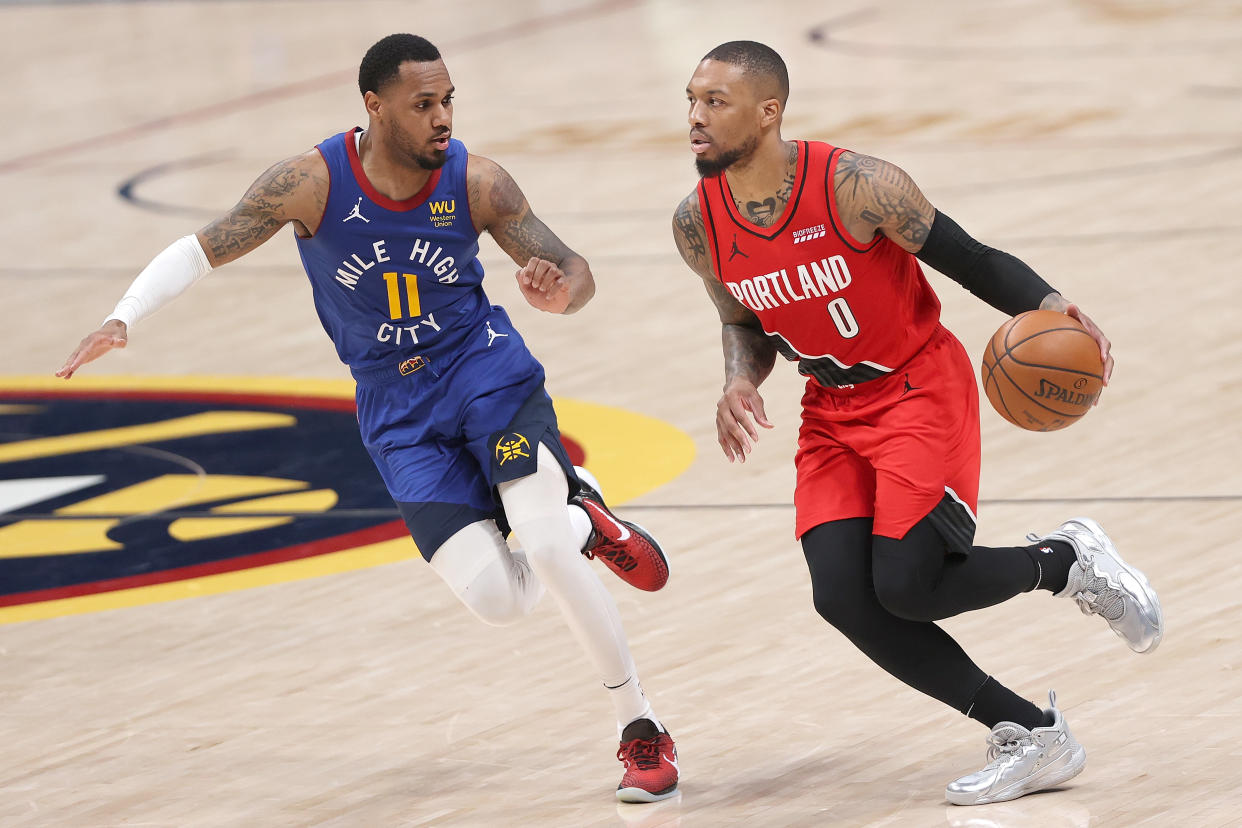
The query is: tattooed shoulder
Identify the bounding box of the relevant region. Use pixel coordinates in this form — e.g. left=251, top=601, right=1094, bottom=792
left=466, top=162, right=484, bottom=231
left=673, top=192, right=712, bottom=276
left=487, top=163, right=526, bottom=218
left=294, top=150, right=330, bottom=236
left=832, top=150, right=933, bottom=250
left=464, top=154, right=525, bottom=228
left=675, top=192, right=755, bottom=325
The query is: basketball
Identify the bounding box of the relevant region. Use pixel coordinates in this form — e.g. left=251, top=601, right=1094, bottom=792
left=980, top=310, right=1104, bottom=432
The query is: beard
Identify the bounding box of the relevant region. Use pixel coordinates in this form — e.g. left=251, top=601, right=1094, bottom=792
left=413, top=148, right=448, bottom=171
left=389, top=122, right=450, bottom=171
left=694, top=135, right=758, bottom=177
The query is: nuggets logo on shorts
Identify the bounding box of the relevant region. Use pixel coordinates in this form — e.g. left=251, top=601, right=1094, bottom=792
left=398, top=356, right=426, bottom=376
left=494, top=432, right=531, bottom=466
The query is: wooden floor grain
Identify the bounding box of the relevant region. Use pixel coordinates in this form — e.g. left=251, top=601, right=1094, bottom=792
left=2, top=1, right=1240, bottom=825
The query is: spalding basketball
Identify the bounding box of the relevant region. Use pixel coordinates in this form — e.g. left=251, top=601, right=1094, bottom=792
left=980, top=310, right=1104, bottom=432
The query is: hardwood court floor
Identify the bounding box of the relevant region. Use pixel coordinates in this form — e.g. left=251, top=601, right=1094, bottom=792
left=2, top=0, right=1241, bottom=825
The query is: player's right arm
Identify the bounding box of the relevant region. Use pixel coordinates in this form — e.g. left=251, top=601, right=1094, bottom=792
left=57, top=151, right=329, bottom=379
left=672, top=192, right=776, bottom=463
left=466, top=154, right=594, bottom=315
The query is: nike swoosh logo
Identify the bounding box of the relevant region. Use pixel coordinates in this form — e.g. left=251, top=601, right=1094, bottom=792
left=663, top=752, right=679, bottom=774
left=588, top=500, right=631, bottom=541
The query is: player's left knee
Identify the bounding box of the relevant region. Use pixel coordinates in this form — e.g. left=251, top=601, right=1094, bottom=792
left=874, top=579, right=936, bottom=621
left=872, top=555, right=938, bottom=622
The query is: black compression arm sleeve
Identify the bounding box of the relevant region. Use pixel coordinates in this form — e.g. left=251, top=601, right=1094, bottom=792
left=915, top=211, right=1056, bottom=316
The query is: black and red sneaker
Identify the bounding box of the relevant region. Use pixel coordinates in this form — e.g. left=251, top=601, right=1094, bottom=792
left=616, top=718, right=679, bottom=803
left=573, top=467, right=669, bottom=592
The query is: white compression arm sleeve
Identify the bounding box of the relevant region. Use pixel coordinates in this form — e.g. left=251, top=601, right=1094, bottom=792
left=104, top=234, right=213, bottom=328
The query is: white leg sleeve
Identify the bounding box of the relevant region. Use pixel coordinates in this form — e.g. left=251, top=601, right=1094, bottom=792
left=499, top=444, right=652, bottom=728
left=428, top=519, right=544, bottom=627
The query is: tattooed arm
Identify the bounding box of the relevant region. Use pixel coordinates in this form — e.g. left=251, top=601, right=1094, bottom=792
left=57, top=152, right=328, bottom=378
left=467, top=154, right=593, bottom=314
left=198, top=150, right=330, bottom=265
left=673, top=192, right=776, bottom=463
left=673, top=194, right=777, bottom=390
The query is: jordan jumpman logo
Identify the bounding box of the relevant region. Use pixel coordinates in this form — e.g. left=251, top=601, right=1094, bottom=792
left=728, top=236, right=748, bottom=262
left=485, top=321, right=508, bottom=347
left=343, top=197, right=370, bottom=223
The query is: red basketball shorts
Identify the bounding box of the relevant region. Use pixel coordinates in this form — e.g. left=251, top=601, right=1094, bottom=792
left=794, top=324, right=981, bottom=551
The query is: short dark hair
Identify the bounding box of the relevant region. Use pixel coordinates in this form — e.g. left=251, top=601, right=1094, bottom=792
left=358, top=34, right=441, bottom=96
left=702, top=40, right=789, bottom=104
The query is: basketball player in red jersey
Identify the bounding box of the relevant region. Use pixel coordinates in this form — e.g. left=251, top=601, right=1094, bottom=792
left=673, top=41, right=1164, bottom=806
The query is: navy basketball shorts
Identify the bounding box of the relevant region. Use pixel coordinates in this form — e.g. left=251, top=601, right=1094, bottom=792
left=353, top=337, right=579, bottom=561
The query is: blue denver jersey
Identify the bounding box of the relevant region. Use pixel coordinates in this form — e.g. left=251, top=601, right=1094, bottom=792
left=293, top=128, right=553, bottom=517
left=295, top=129, right=491, bottom=371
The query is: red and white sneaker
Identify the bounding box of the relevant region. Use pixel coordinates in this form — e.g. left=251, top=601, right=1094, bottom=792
left=573, top=467, right=669, bottom=592
left=616, top=718, right=679, bottom=803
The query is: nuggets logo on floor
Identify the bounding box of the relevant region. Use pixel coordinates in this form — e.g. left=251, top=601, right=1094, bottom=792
left=0, top=381, right=405, bottom=615
left=0, top=376, right=693, bottom=623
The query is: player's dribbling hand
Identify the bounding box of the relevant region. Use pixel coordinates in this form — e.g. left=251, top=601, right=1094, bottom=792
left=516, top=257, right=571, bottom=313
left=1042, top=293, right=1113, bottom=392
left=717, top=378, right=774, bottom=463
left=1063, top=304, right=1112, bottom=389
left=56, top=320, right=128, bottom=379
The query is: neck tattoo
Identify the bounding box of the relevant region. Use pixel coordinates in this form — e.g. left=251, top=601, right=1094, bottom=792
left=736, top=143, right=798, bottom=228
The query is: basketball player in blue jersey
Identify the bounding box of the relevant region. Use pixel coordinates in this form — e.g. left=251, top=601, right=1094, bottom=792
left=57, top=33, right=678, bottom=803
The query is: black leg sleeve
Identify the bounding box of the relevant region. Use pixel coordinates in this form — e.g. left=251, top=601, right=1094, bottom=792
left=803, top=519, right=988, bottom=713
left=871, top=515, right=1038, bottom=623
left=803, top=519, right=1042, bottom=729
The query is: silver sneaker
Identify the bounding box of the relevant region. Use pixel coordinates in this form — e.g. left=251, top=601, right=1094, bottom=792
left=946, top=691, right=1086, bottom=806
left=1030, top=517, right=1164, bottom=654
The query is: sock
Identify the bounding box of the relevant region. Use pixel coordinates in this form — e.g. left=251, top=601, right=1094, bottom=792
left=965, top=676, right=1044, bottom=731
left=1039, top=709, right=1056, bottom=729
left=620, top=712, right=664, bottom=741
left=607, top=680, right=654, bottom=735
left=1024, top=540, right=1077, bottom=593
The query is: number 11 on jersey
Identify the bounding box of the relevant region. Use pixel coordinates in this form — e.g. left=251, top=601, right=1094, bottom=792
left=382, top=272, right=421, bottom=319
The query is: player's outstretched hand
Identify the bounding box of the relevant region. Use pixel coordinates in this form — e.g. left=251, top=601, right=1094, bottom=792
left=56, top=319, right=127, bottom=379
left=717, top=378, right=773, bottom=463
left=516, top=257, right=571, bottom=313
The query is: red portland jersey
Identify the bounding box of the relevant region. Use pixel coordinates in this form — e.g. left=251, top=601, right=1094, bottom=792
left=697, top=141, right=941, bottom=386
